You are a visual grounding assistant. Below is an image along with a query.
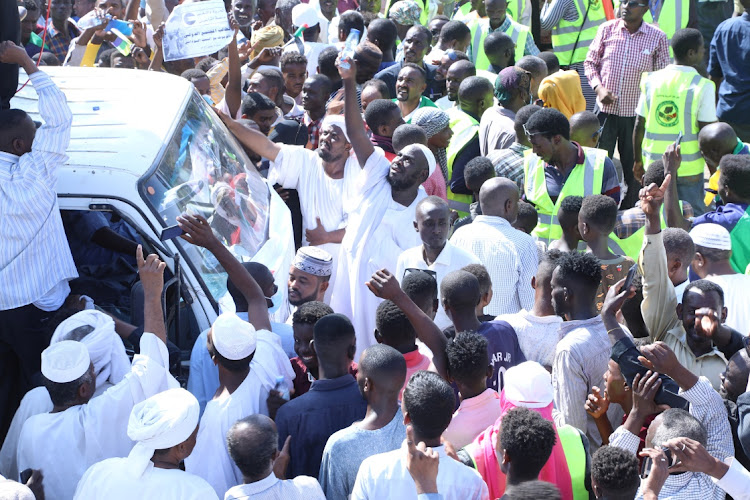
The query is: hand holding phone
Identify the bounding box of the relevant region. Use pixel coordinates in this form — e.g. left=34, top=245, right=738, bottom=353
left=160, top=224, right=184, bottom=241
left=622, top=264, right=638, bottom=292
left=675, top=130, right=683, bottom=146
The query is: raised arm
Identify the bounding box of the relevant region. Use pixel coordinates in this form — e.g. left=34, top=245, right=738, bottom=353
left=177, top=214, right=272, bottom=332
left=367, top=269, right=448, bottom=379
left=124, top=0, right=140, bottom=20
left=224, top=15, right=243, bottom=118
left=149, top=23, right=165, bottom=72
left=216, top=108, right=281, bottom=161
left=662, top=145, right=692, bottom=231
left=337, top=56, right=375, bottom=168
left=136, top=245, right=168, bottom=344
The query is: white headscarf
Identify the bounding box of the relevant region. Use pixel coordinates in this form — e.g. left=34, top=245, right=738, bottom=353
left=125, top=388, right=200, bottom=478
left=411, top=143, right=437, bottom=177
left=50, top=310, right=131, bottom=388
left=321, top=115, right=350, bottom=143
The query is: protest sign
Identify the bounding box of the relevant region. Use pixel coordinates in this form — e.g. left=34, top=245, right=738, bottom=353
left=163, top=0, right=233, bottom=62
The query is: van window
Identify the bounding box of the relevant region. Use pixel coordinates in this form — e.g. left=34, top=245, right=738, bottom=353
left=140, top=93, right=270, bottom=300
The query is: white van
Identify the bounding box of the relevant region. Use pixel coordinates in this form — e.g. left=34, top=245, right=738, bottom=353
left=11, top=66, right=295, bottom=374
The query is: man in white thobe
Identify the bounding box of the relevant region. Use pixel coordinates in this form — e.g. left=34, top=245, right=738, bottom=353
left=15, top=249, right=176, bottom=500
left=184, top=313, right=294, bottom=498
left=0, top=309, right=131, bottom=480
left=330, top=57, right=433, bottom=361
left=220, top=107, right=361, bottom=304
left=74, top=388, right=218, bottom=500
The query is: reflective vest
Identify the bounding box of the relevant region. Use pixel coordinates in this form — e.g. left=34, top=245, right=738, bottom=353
left=550, top=0, right=607, bottom=66
left=607, top=205, right=677, bottom=261
left=386, top=0, right=431, bottom=25
left=616, top=0, right=689, bottom=41
left=524, top=147, right=608, bottom=245
left=730, top=207, right=750, bottom=275
left=557, top=425, right=589, bottom=500
left=446, top=107, right=478, bottom=215
left=506, top=0, right=529, bottom=27
left=639, top=67, right=714, bottom=177
left=469, top=17, right=529, bottom=69
left=452, top=1, right=477, bottom=22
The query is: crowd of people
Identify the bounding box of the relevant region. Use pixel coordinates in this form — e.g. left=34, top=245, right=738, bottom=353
left=1, top=0, right=750, bottom=498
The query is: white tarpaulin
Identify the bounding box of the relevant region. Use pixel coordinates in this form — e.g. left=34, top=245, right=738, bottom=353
left=163, top=0, right=233, bottom=62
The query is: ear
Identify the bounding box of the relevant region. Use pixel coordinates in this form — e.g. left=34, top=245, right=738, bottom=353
left=721, top=306, right=728, bottom=323
left=309, top=338, right=317, bottom=356
left=486, top=364, right=494, bottom=379
left=504, top=198, right=513, bottom=214
left=432, top=298, right=439, bottom=313
left=11, top=138, right=25, bottom=154
left=320, top=280, right=330, bottom=293
left=676, top=302, right=683, bottom=320
left=413, top=220, right=418, bottom=231
left=374, top=328, right=383, bottom=343
left=580, top=221, right=589, bottom=236
left=403, top=409, right=411, bottom=425
left=531, top=276, right=537, bottom=290
left=347, top=341, right=356, bottom=360
left=501, top=449, right=511, bottom=467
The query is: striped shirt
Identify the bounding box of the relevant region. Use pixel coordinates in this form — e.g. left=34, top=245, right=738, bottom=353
left=451, top=215, right=538, bottom=316
left=540, top=0, right=579, bottom=31
left=0, top=70, right=78, bottom=311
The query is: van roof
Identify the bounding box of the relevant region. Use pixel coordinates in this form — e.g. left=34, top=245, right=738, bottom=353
left=11, top=67, right=193, bottom=181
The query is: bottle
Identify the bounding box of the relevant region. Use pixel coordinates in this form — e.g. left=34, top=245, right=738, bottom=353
left=77, top=10, right=107, bottom=30
left=339, top=28, right=361, bottom=70
left=274, top=376, right=290, bottom=401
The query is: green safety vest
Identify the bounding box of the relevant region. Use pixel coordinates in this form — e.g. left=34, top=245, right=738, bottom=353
left=557, top=425, right=589, bottom=500
left=386, top=0, right=431, bottom=25
left=615, top=0, right=689, bottom=41
left=730, top=207, right=750, bottom=275
left=451, top=1, right=475, bottom=21
left=524, top=147, right=608, bottom=245
left=550, top=0, right=607, bottom=66
left=607, top=205, right=678, bottom=261
left=506, top=0, right=528, bottom=26
left=469, top=17, right=529, bottom=70
left=639, top=67, right=714, bottom=177
left=446, top=107, right=478, bottom=215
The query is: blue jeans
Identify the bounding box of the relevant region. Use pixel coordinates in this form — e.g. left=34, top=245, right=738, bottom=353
left=677, top=175, right=707, bottom=216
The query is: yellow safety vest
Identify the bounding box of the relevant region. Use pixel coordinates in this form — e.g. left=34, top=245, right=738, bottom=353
left=446, top=107, right=478, bottom=215
left=386, top=0, right=431, bottom=25
left=451, top=1, right=476, bottom=21
left=550, top=0, right=607, bottom=66
left=557, top=425, right=590, bottom=500
left=615, top=0, right=689, bottom=41
left=607, top=205, right=677, bottom=260
left=639, top=67, right=714, bottom=177
left=469, top=16, right=529, bottom=69
left=506, top=0, right=528, bottom=26
left=524, top=147, right=608, bottom=245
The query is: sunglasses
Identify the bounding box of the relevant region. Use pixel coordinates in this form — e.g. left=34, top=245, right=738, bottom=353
left=403, top=268, right=437, bottom=283
left=592, top=124, right=605, bottom=139
left=522, top=124, right=547, bottom=141
left=623, top=1, right=649, bottom=6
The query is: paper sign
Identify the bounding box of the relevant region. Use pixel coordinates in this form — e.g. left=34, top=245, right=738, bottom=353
left=163, top=0, right=233, bottom=62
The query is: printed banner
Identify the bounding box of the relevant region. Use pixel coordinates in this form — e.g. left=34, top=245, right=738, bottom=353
left=163, top=0, right=233, bottom=62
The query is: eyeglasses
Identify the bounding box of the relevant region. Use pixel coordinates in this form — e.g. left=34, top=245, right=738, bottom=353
left=522, top=124, right=547, bottom=141
left=623, top=1, right=649, bottom=7
left=592, top=124, right=605, bottom=140
left=403, top=268, right=438, bottom=283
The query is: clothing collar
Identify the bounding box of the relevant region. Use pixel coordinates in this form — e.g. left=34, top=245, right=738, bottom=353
left=403, top=349, right=427, bottom=368
left=371, top=133, right=395, bottom=153
left=510, top=143, right=530, bottom=154
left=244, top=472, right=279, bottom=493
left=0, top=151, right=20, bottom=165
left=304, top=112, right=323, bottom=126
left=425, top=241, right=455, bottom=267
left=458, top=388, right=500, bottom=410
left=489, top=16, right=512, bottom=33
left=733, top=139, right=746, bottom=155
left=666, top=64, right=700, bottom=75
left=572, top=141, right=585, bottom=164
left=474, top=215, right=512, bottom=227
left=673, top=327, right=728, bottom=362
left=495, top=106, right=517, bottom=119
left=309, top=373, right=356, bottom=391
left=558, top=314, right=603, bottom=333
left=614, top=18, right=647, bottom=35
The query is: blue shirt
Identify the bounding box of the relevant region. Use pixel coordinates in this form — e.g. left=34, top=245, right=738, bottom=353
left=478, top=320, right=527, bottom=392
left=275, top=374, right=367, bottom=478
left=708, top=13, right=750, bottom=123
left=692, top=202, right=750, bottom=232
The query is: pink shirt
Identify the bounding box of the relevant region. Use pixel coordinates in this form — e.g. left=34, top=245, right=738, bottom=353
left=422, top=165, right=448, bottom=201
left=443, top=389, right=502, bottom=449
left=400, top=349, right=435, bottom=401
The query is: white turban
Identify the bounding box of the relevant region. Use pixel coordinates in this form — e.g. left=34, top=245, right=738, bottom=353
left=125, top=388, right=200, bottom=478
left=690, top=223, right=732, bottom=251
left=51, top=310, right=131, bottom=388
left=41, top=341, right=91, bottom=383
left=411, top=144, right=436, bottom=177
left=212, top=312, right=257, bottom=360
left=321, top=115, right=350, bottom=143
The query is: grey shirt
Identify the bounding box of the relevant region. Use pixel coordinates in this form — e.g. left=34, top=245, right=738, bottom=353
left=318, top=408, right=406, bottom=500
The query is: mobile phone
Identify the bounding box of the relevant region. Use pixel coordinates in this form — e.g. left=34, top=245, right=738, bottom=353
left=640, top=447, right=674, bottom=479
left=675, top=130, right=683, bottom=146
left=20, top=468, right=32, bottom=484
left=622, top=264, right=638, bottom=292
left=159, top=224, right=184, bottom=241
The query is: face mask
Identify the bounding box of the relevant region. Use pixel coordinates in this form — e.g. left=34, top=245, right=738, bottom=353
left=266, top=285, right=284, bottom=315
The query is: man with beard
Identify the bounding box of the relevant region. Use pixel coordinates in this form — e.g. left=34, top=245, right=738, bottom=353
left=231, top=0, right=256, bottom=40
left=217, top=108, right=361, bottom=302
left=288, top=247, right=333, bottom=309
left=393, top=63, right=437, bottom=123
left=332, top=56, right=433, bottom=361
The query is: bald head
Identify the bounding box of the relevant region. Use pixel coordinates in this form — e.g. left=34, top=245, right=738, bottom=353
left=699, top=122, right=739, bottom=171
left=479, top=177, right=520, bottom=222
left=569, top=111, right=601, bottom=148
left=227, top=414, right=278, bottom=481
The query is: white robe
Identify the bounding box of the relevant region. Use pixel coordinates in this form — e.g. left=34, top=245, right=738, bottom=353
left=330, top=149, right=426, bottom=361
left=74, top=458, right=218, bottom=500
left=184, top=329, right=294, bottom=498
left=15, top=333, right=176, bottom=500
left=268, top=146, right=361, bottom=303
left=0, top=382, right=112, bottom=481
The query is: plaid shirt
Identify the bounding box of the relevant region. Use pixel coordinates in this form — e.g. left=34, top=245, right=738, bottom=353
left=488, top=143, right=528, bottom=189
left=614, top=200, right=694, bottom=239
left=584, top=19, right=670, bottom=117
left=304, top=113, right=323, bottom=150
left=46, top=20, right=79, bottom=64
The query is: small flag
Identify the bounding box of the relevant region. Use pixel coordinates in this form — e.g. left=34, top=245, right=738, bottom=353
left=110, top=28, right=133, bottom=56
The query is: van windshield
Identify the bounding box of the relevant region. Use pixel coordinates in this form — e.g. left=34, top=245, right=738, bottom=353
left=140, top=93, right=270, bottom=301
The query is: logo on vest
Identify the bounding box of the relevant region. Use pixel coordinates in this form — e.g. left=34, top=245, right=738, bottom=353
left=655, top=101, right=679, bottom=127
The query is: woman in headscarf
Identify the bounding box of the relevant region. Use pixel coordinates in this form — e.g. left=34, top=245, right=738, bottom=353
left=457, top=361, right=585, bottom=500
left=411, top=107, right=450, bottom=200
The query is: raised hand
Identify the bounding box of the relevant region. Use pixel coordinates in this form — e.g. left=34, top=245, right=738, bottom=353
left=585, top=386, right=610, bottom=419
left=662, top=143, right=682, bottom=175
left=694, top=307, right=721, bottom=340
left=273, top=436, right=292, bottom=479
left=638, top=341, right=680, bottom=376
left=136, top=245, right=166, bottom=296
left=631, top=371, right=670, bottom=416
left=131, top=20, right=147, bottom=48
left=152, top=23, right=165, bottom=50
left=177, top=214, right=221, bottom=252
left=366, top=269, right=402, bottom=301
left=336, top=54, right=357, bottom=81
left=639, top=173, right=671, bottom=217
left=664, top=437, right=726, bottom=477
left=639, top=447, right=670, bottom=497
left=601, top=277, right=636, bottom=320
left=405, top=425, right=439, bottom=495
